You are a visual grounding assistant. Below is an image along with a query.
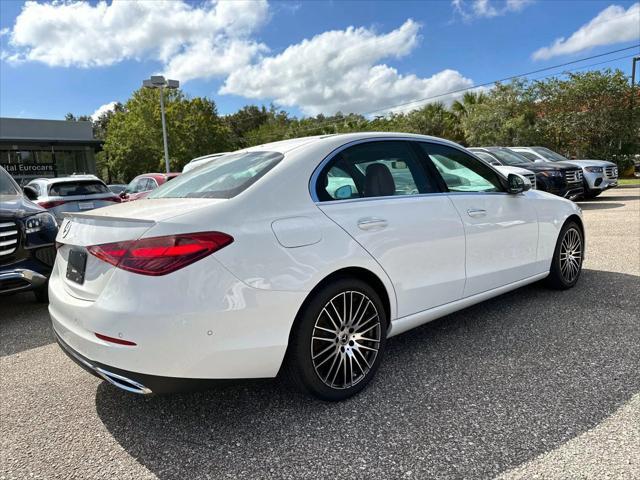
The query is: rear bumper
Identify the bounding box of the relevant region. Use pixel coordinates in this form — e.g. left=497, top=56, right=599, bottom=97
left=48, top=255, right=306, bottom=382
left=0, top=268, right=47, bottom=295
left=54, top=330, right=240, bottom=394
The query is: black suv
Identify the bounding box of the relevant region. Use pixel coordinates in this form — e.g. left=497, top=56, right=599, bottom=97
left=469, top=147, right=584, bottom=200
left=0, top=167, right=58, bottom=301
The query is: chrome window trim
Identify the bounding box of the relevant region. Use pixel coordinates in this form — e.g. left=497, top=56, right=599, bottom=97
left=309, top=136, right=508, bottom=204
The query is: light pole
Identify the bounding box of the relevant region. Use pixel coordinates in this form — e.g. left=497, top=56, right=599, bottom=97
left=142, top=75, right=179, bottom=173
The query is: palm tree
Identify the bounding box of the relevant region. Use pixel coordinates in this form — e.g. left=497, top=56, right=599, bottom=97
left=451, top=91, right=487, bottom=119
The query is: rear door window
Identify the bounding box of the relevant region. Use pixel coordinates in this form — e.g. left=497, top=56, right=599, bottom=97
left=316, top=141, right=438, bottom=201
left=48, top=181, right=109, bottom=196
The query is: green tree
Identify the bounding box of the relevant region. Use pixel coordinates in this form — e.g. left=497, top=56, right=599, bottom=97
left=401, top=102, right=462, bottom=142
left=103, top=88, right=232, bottom=181
left=460, top=80, right=538, bottom=147
left=532, top=70, right=639, bottom=167
left=451, top=91, right=487, bottom=119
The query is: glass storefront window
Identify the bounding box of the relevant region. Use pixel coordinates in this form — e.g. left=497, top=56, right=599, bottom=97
left=0, top=146, right=96, bottom=184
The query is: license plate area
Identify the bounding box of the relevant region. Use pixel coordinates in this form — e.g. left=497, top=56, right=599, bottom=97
left=66, top=249, right=87, bottom=284
left=78, top=202, right=94, bottom=210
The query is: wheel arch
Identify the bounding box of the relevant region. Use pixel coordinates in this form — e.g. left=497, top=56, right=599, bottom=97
left=565, top=213, right=585, bottom=256
left=290, top=267, right=394, bottom=339
left=565, top=213, right=585, bottom=238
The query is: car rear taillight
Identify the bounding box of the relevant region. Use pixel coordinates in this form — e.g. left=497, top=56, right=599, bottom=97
left=87, top=232, right=233, bottom=276
left=103, top=195, right=121, bottom=203
left=37, top=200, right=67, bottom=209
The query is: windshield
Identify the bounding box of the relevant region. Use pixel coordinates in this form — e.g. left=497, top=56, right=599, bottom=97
left=472, top=151, right=499, bottom=164
left=0, top=168, right=20, bottom=195
left=489, top=149, right=532, bottom=166
left=49, top=180, right=110, bottom=196
left=532, top=147, right=569, bottom=162
left=150, top=151, right=283, bottom=199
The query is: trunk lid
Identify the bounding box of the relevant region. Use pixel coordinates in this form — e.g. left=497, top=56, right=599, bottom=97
left=54, top=198, right=221, bottom=301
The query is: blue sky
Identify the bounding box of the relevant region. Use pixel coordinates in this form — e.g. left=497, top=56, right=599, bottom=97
left=0, top=0, right=638, bottom=120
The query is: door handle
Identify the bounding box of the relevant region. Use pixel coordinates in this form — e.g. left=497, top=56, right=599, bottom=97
left=467, top=209, right=487, bottom=218
left=357, top=217, right=388, bottom=230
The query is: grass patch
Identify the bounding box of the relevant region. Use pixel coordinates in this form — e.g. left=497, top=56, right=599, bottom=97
left=619, top=178, right=640, bottom=185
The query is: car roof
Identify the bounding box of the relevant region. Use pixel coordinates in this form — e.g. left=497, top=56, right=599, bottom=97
left=135, top=173, right=180, bottom=179
left=30, top=175, right=103, bottom=184
left=244, top=132, right=465, bottom=155
left=188, top=152, right=229, bottom=163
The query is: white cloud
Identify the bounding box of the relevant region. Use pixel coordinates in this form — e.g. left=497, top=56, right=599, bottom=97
left=6, top=0, right=269, bottom=81
left=452, top=0, right=533, bottom=21
left=533, top=3, right=640, bottom=60
left=221, top=20, right=474, bottom=115
left=91, top=101, right=118, bottom=121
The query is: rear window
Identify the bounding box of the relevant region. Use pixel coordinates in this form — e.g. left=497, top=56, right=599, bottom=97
left=48, top=180, right=109, bottom=197
left=149, top=151, right=283, bottom=199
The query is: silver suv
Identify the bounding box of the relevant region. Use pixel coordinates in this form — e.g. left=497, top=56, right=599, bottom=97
left=24, top=175, right=120, bottom=222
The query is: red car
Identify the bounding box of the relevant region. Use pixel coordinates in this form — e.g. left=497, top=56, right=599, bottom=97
left=120, top=173, right=180, bottom=202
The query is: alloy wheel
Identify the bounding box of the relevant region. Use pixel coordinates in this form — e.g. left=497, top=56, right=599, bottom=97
left=559, top=227, right=582, bottom=283
left=310, top=291, right=382, bottom=390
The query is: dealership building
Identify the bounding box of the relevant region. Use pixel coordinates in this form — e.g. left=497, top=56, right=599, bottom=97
left=0, top=117, right=102, bottom=185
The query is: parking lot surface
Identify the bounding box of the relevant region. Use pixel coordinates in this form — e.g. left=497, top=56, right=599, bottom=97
left=1, top=187, right=639, bottom=480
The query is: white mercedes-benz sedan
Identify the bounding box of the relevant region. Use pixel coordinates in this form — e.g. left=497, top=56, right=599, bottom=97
left=49, top=133, right=585, bottom=401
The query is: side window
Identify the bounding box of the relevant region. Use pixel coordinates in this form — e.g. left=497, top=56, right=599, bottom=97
left=418, top=143, right=504, bottom=193
left=517, top=151, right=540, bottom=161
left=140, top=178, right=154, bottom=191
left=473, top=151, right=501, bottom=166
left=28, top=182, right=41, bottom=196
left=316, top=141, right=437, bottom=201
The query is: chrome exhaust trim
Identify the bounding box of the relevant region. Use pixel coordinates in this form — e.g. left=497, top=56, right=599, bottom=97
left=55, top=331, right=152, bottom=395
left=94, top=367, right=152, bottom=395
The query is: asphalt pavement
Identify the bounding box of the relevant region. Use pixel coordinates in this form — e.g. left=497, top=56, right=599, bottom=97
left=1, top=186, right=638, bottom=480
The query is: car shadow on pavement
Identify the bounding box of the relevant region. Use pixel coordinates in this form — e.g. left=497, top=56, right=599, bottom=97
left=95, top=269, right=639, bottom=480
left=588, top=195, right=639, bottom=202
left=0, top=292, right=52, bottom=357
left=576, top=202, right=624, bottom=210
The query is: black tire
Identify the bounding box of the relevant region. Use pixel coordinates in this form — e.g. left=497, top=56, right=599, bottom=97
left=33, top=284, right=49, bottom=303
left=284, top=278, right=387, bottom=401
left=545, top=221, right=584, bottom=290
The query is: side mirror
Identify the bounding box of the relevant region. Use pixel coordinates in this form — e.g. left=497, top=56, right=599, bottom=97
left=23, top=185, right=38, bottom=201
left=334, top=184, right=354, bottom=199
left=507, top=173, right=531, bottom=194
left=119, top=191, right=127, bottom=198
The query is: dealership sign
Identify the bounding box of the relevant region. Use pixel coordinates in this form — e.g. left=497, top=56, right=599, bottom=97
left=0, top=162, right=56, bottom=177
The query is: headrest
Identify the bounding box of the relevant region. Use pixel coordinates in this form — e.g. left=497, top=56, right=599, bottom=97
left=364, top=163, right=395, bottom=197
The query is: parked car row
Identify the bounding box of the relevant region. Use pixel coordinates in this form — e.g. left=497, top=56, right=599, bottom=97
left=469, top=146, right=618, bottom=200
left=511, top=147, right=618, bottom=199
